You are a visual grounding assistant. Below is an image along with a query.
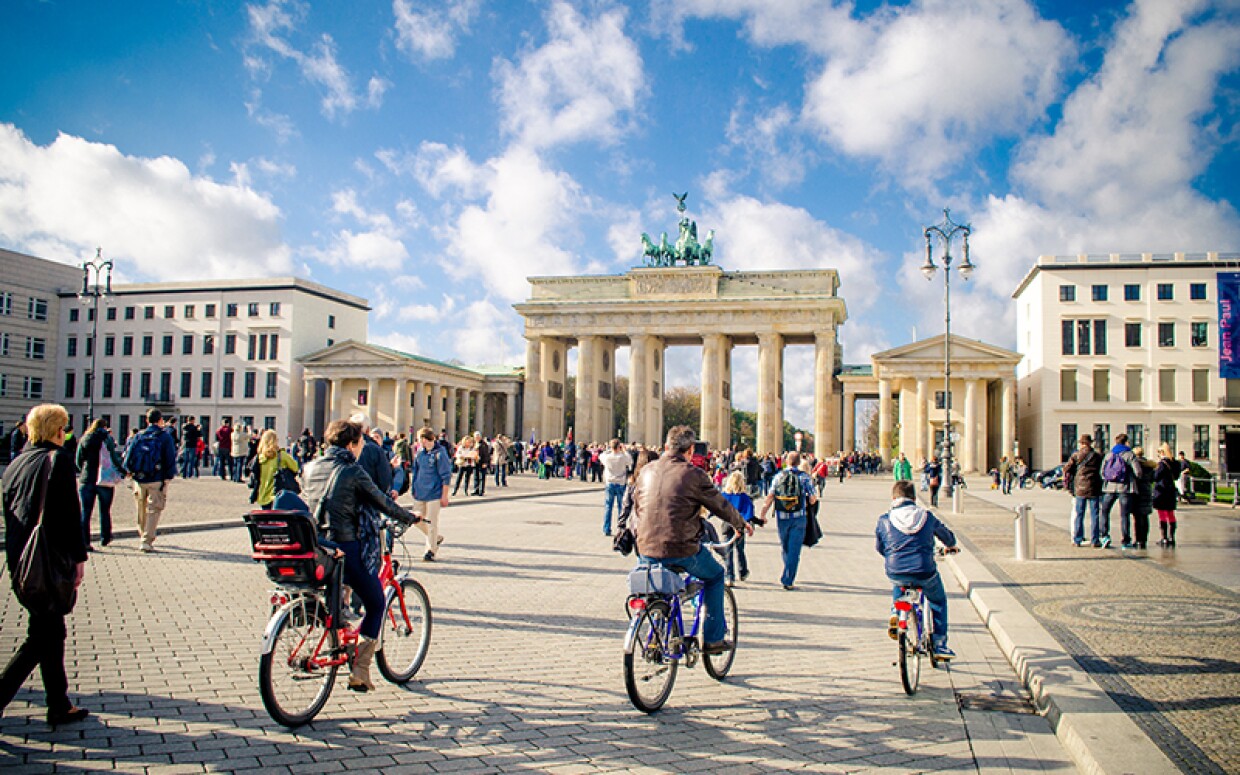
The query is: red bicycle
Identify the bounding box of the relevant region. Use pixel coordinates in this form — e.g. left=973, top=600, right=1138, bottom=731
left=245, top=510, right=432, bottom=727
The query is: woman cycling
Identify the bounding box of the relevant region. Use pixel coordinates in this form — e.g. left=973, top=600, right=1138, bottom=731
left=301, top=420, right=418, bottom=692
left=249, top=429, right=300, bottom=509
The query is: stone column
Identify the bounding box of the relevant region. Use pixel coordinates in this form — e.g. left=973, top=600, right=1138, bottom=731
left=541, top=339, right=567, bottom=441
left=395, top=378, right=410, bottom=436
left=576, top=336, right=597, bottom=444
left=505, top=391, right=518, bottom=438
left=302, top=377, right=316, bottom=434
left=757, top=332, right=784, bottom=454
left=596, top=339, right=616, bottom=442
left=700, top=334, right=725, bottom=446
left=473, top=390, right=485, bottom=437
left=448, top=388, right=462, bottom=440
left=429, top=384, right=444, bottom=436
left=963, top=379, right=977, bottom=472
left=813, top=330, right=836, bottom=461
left=523, top=338, right=543, bottom=442
left=408, top=380, right=423, bottom=429
left=628, top=335, right=649, bottom=444
left=898, top=382, right=912, bottom=458
left=365, top=377, right=379, bottom=430
left=646, top=337, right=666, bottom=445
left=915, top=378, right=928, bottom=462
left=878, top=378, right=893, bottom=466
left=977, top=380, right=990, bottom=470
left=1001, top=377, right=1015, bottom=461
left=330, top=378, right=344, bottom=422
left=719, top=340, right=733, bottom=448
left=843, top=392, right=857, bottom=453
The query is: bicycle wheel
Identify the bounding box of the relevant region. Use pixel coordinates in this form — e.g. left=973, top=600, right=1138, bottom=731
left=259, top=596, right=338, bottom=727
left=898, top=627, right=921, bottom=695
left=624, top=599, right=679, bottom=713
left=703, top=586, right=738, bottom=680
left=376, top=577, right=433, bottom=684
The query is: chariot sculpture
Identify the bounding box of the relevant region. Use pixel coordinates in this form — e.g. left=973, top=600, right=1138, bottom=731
left=640, top=192, right=714, bottom=267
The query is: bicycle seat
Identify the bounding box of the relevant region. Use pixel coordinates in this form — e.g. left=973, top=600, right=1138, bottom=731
left=245, top=510, right=334, bottom=588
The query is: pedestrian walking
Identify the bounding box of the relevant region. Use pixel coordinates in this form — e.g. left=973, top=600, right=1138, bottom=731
left=76, top=417, right=126, bottom=549
left=600, top=439, right=630, bottom=536
left=720, top=471, right=757, bottom=585
left=122, top=409, right=178, bottom=553
left=0, top=403, right=91, bottom=725
left=407, top=427, right=452, bottom=562
left=215, top=420, right=233, bottom=481
left=759, top=451, right=818, bottom=590
left=892, top=453, right=913, bottom=482
left=473, top=433, right=490, bottom=496
left=230, top=424, right=251, bottom=484
left=179, top=418, right=201, bottom=478
left=923, top=457, right=943, bottom=507
left=249, top=429, right=299, bottom=509
left=452, top=436, right=477, bottom=495
left=1154, top=444, right=1181, bottom=547
left=1131, top=446, right=1154, bottom=550
left=1063, top=434, right=1104, bottom=547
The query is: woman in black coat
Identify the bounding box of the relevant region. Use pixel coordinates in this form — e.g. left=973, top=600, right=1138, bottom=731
left=0, top=404, right=89, bottom=725
left=1151, top=443, right=1180, bottom=547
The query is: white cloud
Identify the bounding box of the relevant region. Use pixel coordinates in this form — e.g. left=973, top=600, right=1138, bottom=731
left=0, top=124, right=292, bottom=280
left=369, top=330, right=423, bottom=357
left=495, top=1, right=645, bottom=149
left=377, top=142, right=488, bottom=199
left=451, top=299, right=525, bottom=365
left=724, top=103, right=810, bottom=189
left=246, top=0, right=385, bottom=119
left=313, top=189, right=410, bottom=270
left=392, top=0, right=481, bottom=61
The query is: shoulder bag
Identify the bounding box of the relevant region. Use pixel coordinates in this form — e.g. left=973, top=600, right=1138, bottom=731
left=14, top=454, right=79, bottom=615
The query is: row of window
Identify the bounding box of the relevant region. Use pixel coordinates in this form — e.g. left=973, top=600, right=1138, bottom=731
left=69, top=301, right=282, bottom=324
left=0, top=292, right=50, bottom=321
left=65, top=332, right=280, bottom=361
left=0, top=374, right=44, bottom=399
left=0, top=333, right=46, bottom=360
left=1059, top=282, right=1209, bottom=303
left=65, top=368, right=280, bottom=401
left=1059, top=423, right=1212, bottom=460
left=1060, top=367, right=1211, bottom=403
left=1061, top=319, right=1209, bottom=355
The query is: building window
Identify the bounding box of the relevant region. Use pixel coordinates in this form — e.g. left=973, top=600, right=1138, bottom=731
left=328, top=314, right=336, bottom=329
left=225, top=334, right=236, bottom=355
left=1126, top=369, right=1142, bottom=402
left=1059, top=285, right=1076, bottom=302
left=102, top=372, right=113, bottom=399
left=1192, top=369, right=1210, bottom=403
left=206, top=303, right=217, bottom=318
left=248, top=302, right=260, bottom=317
left=164, top=305, right=174, bottom=319
left=358, top=389, right=369, bottom=406
left=180, top=370, right=192, bottom=398
left=85, top=336, right=93, bottom=358
left=1193, top=425, right=1209, bottom=460
left=203, top=334, right=215, bottom=355
left=1191, top=321, right=1208, bottom=348
left=64, top=371, right=76, bottom=399
left=326, top=338, right=334, bottom=347
left=1093, top=320, right=1107, bottom=355
left=264, top=416, right=276, bottom=430
left=1159, top=368, right=1176, bottom=402
left=106, top=307, right=116, bottom=321
left=0, top=292, right=11, bottom=315
left=0, top=333, right=7, bottom=357
left=184, top=304, right=195, bottom=319
left=87, top=307, right=95, bottom=322
left=248, top=334, right=257, bottom=361
left=222, top=371, right=235, bottom=398
left=1061, top=424, right=1078, bottom=461
left=144, top=305, right=154, bottom=320
left=265, top=370, right=277, bottom=399
left=1060, top=368, right=1077, bottom=401
left=160, top=371, right=172, bottom=399
left=201, top=371, right=213, bottom=398
left=269, top=334, right=279, bottom=360
left=933, top=391, right=953, bottom=410
left=139, top=371, right=152, bottom=398
left=124, top=305, right=135, bottom=320
left=243, top=370, right=257, bottom=399
left=1158, top=322, right=1175, bottom=348
left=123, top=335, right=134, bottom=357
left=1126, top=424, right=1144, bottom=449
left=1077, top=320, right=1092, bottom=355
left=1190, top=283, right=1207, bottom=300
left=27, top=297, right=48, bottom=321
left=1093, top=424, right=1110, bottom=451
left=258, top=334, right=268, bottom=361
left=1157, top=283, right=1173, bottom=300
left=1124, top=284, right=1140, bottom=301
left=162, top=334, right=173, bottom=356
left=142, top=335, right=153, bottom=356
left=182, top=334, right=193, bottom=355
left=26, top=337, right=46, bottom=360
left=104, top=335, right=115, bottom=357
left=1091, top=285, right=1108, bottom=301
left=226, top=303, right=238, bottom=318
left=1125, top=323, right=1141, bottom=347
left=23, top=376, right=43, bottom=399
left=120, top=371, right=132, bottom=399
left=269, top=302, right=281, bottom=316
left=69, top=308, right=79, bottom=323
left=1061, top=320, right=1074, bottom=355
left=1160, top=424, right=1177, bottom=451
left=1093, top=369, right=1109, bottom=402
left=67, top=336, right=77, bottom=357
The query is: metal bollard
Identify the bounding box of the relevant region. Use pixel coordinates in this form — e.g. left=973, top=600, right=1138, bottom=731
left=1014, top=503, right=1036, bottom=560
left=952, top=487, right=964, bottom=514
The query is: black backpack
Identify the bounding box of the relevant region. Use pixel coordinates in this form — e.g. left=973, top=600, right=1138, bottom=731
left=772, top=470, right=803, bottom=513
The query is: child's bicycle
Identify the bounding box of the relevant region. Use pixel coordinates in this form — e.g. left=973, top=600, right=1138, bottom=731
left=892, top=546, right=959, bottom=695
left=245, top=510, right=432, bottom=727
left=622, top=533, right=740, bottom=713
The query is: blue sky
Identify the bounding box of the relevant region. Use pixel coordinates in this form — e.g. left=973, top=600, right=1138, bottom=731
left=3, top=0, right=1239, bottom=427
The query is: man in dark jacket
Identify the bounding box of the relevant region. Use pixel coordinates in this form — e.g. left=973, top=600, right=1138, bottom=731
left=633, top=426, right=750, bottom=655
left=1100, top=433, right=1142, bottom=549
left=876, top=480, right=959, bottom=659
left=123, top=409, right=178, bottom=553
left=1063, top=434, right=1104, bottom=547
left=473, top=433, right=490, bottom=496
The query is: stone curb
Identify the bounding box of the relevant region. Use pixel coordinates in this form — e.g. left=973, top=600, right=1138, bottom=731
left=943, top=533, right=1179, bottom=775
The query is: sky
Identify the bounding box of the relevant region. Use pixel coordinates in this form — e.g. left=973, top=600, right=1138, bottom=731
left=2, top=0, right=1239, bottom=429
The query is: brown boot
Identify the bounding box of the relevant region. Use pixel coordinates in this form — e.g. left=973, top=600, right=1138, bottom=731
left=348, top=636, right=378, bottom=692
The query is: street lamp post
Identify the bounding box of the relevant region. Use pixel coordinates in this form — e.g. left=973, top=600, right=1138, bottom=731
left=920, top=210, right=974, bottom=498
left=78, top=248, right=114, bottom=423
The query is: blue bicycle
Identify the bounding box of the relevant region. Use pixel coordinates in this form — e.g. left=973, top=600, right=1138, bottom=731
left=622, top=534, right=739, bottom=713
left=892, top=546, right=958, bottom=695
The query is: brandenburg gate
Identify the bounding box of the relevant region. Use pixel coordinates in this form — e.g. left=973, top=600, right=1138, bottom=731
left=514, top=264, right=848, bottom=457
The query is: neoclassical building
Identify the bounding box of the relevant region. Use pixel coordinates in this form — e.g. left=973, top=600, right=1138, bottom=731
left=298, top=341, right=522, bottom=440
left=838, top=335, right=1020, bottom=471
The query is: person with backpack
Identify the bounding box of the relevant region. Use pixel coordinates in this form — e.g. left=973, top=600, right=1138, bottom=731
left=122, top=409, right=178, bottom=553
left=248, top=429, right=300, bottom=509
left=1063, top=434, right=1104, bottom=547
left=759, top=451, right=819, bottom=590
left=76, top=417, right=126, bottom=549
left=1099, top=433, right=1141, bottom=549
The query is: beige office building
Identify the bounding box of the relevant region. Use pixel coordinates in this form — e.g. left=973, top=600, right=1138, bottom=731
left=1014, top=252, right=1239, bottom=472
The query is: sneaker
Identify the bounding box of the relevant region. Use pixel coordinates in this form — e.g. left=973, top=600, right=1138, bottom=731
left=140, top=542, right=153, bottom=553
left=422, top=551, right=435, bottom=562
left=1072, top=541, right=1085, bottom=547
left=1100, top=536, right=1112, bottom=548
left=932, top=644, right=956, bottom=660
left=47, top=706, right=89, bottom=726
left=739, top=570, right=750, bottom=581
left=1121, top=541, right=1134, bottom=550
left=702, top=640, right=734, bottom=655
left=888, top=615, right=899, bottom=641
left=782, top=584, right=796, bottom=591
left=1090, top=541, right=1102, bottom=548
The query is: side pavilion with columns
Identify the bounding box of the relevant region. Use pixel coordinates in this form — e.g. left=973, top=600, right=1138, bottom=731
left=298, top=341, right=523, bottom=440
left=514, top=264, right=847, bottom=458
left=838, top=334, right=1020, bottom=471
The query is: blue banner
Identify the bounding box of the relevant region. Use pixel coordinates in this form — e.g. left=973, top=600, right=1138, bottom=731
left=1219, top=273, right=1240, bottom=378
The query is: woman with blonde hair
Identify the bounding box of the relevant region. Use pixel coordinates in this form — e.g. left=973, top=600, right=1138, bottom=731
left=721, top=470, right=757, bottom=584
left=1152, top=443, right=1180, bottom=547
left=249, top=429, right=299, bottom=509
left=452, top=435, right=478, bottom=496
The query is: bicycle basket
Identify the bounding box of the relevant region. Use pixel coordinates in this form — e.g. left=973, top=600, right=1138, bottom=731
left=628, top=563, right=685, bottom=596
left=244, top=510, right=335, bottom=588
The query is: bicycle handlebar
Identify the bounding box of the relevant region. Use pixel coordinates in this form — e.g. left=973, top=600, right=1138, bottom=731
left=704, top=531, right=740, bottom=551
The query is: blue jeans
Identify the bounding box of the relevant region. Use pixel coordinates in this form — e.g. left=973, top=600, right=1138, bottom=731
left=1099, top=492, right=1127, bottom=543
left=777, top=515, right=807, bottom=587
left=1072, top=496, right=1101, bottom=544
left=638, top=545, right=729, bottom=644
left=338, top=540, right=385, bottom=639
left=79, top=482, right=115, bottom=545
left=495, top=464, right=507, bottom=487
left=603, top=483, right=625, bottom=534
left=889, top=572, right=949, bottom=647
left=723, top=525, right=748, bottom=580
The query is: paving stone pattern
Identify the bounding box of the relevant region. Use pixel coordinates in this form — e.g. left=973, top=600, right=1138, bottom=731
left=0, top=476, right=1073, bottom=773
left=941, top=488, right=1240, bottom=774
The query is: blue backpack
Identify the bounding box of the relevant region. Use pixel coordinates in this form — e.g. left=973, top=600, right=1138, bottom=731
left=1102, top=452, right=1129, bottom=484
left=124, top=430, right=164, bottom=480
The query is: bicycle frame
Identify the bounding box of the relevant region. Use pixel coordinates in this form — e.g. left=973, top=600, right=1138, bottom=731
left=624, top=577, right=706, bottom=660
left=894, top=587, right=932, bottom=652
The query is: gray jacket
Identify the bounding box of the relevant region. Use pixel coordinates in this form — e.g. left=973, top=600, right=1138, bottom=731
left=1100, top=446, right=1141, bottom=495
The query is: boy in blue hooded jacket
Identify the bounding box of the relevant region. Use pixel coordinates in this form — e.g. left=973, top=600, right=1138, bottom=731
left=875, top=480, right=959, bottom=658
